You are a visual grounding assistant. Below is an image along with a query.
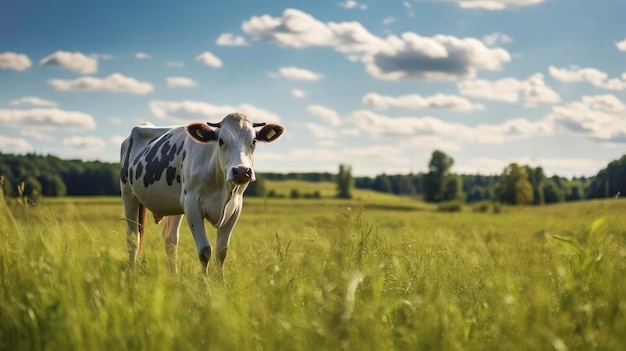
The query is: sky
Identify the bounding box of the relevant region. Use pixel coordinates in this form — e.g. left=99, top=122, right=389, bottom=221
left=1, top=0, right=626, bottom=178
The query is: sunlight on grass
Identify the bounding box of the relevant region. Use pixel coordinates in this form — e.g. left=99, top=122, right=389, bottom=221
left=1, top=194, right=626, bottom=350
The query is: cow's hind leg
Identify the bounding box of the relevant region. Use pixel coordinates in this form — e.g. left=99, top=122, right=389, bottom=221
left=162, top=215, right=183, bottom=273
left=122, top=192, right=143, bottom=265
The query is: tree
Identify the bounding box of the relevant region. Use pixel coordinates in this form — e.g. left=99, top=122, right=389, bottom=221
left=493, top=163, right=534, bottom=205
left=336, top=164, right=353, bottom=199
left=423, top=150, right=454, bottom=202
left=543, top=178, right=565, bottom=204
left=525, top=166, right=546, bottom=205
left=371, top=174, right=392, bottom=193
left=245, top=174, right=267, bottom=197
left=443, top=174, right=464, bottom=201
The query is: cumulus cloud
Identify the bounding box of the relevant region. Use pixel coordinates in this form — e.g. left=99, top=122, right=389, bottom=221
left=338, top=1, right=368, bottom=10
left=8, top=96, right=58, bottom=107
left=307, top=105, right=343, bottom=126
left=347, top=109, right=552, bottom=144
left=148, top=100, right=280, bottom=123
left=0, top=108, right=96, bottom=130
left=305, top=122, right=337, bottom=139
left=166, top=76, right=198, bottom=88
left=242, top=8, right=511, bottom=80
left=196, top=51, right=223, bottom=68
left=458, top=73, right=560, bottom=106
left=483, top=32, right=512, bottom=46
left=616, top=38, right=626, bottom=52
left=0, top=52, right=32, bottom=71
left=48, top=73, right=154, bottom=95
left=62, top=136, right=107, bottom=151
left=549, top=66, right=626, bottom=90
left=546, top=94, right=626, bottom=143
left=0, top=134, right=32, bottom=153
left=450, top=0, right=548, bottom=10
left=362, top=92, right=485, bottom=111
left=135, top=52, right=152, bottom=59
left=292, top=89, right=306, bottom=98
left=277, top=66, right=322, bottom=81
left=216, top=33, right=249, bottom=46
left=39, top=51, right=98, bottom=74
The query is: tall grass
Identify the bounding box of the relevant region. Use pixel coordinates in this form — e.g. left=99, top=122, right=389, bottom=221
left=1, top=195, right=626, bottom=350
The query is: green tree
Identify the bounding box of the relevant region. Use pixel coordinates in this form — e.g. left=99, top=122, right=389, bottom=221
left=336, top=164, right=353, bottom=199
left=494, top=163, right=534, bottom=205
left=443, top=174, right=464, bottom=201
left=543, top=178, right=565, bottom=204
left=245, top=174, right=267, bottom=197
left=423, top=150, right=454, bottom=203
left=371, top=174, right=392, bottom=193
left=525, top=166, right=546, bottom=205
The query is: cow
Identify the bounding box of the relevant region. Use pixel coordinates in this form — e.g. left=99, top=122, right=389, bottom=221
left=119, top=112, right=284, bottom=272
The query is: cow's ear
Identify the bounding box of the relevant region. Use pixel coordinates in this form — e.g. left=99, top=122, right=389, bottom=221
left=185, top=123, right=218, bottom=143
left=256, top=124, right=284, bottom=143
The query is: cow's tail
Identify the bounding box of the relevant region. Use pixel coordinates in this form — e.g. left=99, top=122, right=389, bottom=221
left=138, top=202, right=146, bottom=250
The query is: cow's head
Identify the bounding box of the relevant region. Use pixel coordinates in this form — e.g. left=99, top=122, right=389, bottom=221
left=185, top=112, right=284, bottom=185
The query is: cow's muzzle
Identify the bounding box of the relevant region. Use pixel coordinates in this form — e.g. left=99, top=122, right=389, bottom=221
left=230, top=166, right=254, bottom=184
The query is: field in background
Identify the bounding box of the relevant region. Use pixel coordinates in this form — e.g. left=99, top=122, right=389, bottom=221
left=1, top=180, right=626, bottom=350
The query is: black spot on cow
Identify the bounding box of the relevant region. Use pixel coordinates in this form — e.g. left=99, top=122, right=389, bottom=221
left=120, top=137, right=133, bottom=184
left=176, top=175, right=181, bottom=184
left=143, top=134, right=180, bottom=188
left=135, top=162, right=144, bottom=180
left=129, top=168, right=134, bottom=184
left=166, top=167, right=177, bottom=186
left=177, top=141, right=185, bottom=155
left=182, top=150, right=186, bottom=161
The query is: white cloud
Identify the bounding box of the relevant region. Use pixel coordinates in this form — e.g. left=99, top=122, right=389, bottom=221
left=451, top=0, right=548, bottom=10
left=109, top=135, right=127, bottom=147
left=338, top=1, right=368, bottom=10
left=307, top=105, right=343, bottom=126
left=382, top=17, right=396, bottom=25
left=458, top=73, right=560, bottom=106
left=0, top=134, right=32, bottom=153
left=549, top=66, right=626, bottom=90
left=616, top=38, right=626, bottom=52
left=483, top=32, right=512, bottom=46
left=148, top=100, right=281, bottom=123
left=216, top=33, right=249, bottom=46
left=166, top=76, right=198, bottom=88
left=62, top=136, right=107, bottom=151
left=546, top=94, right=626, bottom=143
left=362, top=92, right=485, bottom=111
left=401, top=135, right=462, bottom=152
left=0, top=108, right=96, bottom=130
left=167, top=61, right=184, bottom=68
left=305, top=122, right=337, bottom=139
left=48, top=73, right=154, bottom=95
left=39, top=51, right=98, bottom=74
left=347, top=109, right=552, bottom=144
left=292, top=89, right=306, bottom=98
left=242, top=9, right=511, bottom=81
left=8, top=96, right=58, bottom=107
left=277, top=66, right=323, bottom=81
left=135, top=52, right=152, bottom=60
left=0, top=52, right=32, bottom=71
left=196, top=51, right=223, bottom=68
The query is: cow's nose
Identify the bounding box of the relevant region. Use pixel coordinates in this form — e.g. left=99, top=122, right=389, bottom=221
left=231, top=166, right=253, bottom=183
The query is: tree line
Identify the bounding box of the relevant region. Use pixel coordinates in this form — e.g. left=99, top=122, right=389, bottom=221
left=1, top=151, right=624, bottom=205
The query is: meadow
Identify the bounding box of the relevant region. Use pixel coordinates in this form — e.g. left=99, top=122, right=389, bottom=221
left=1, top=181, right=626, bottom=350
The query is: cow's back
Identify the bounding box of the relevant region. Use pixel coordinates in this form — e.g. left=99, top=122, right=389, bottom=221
left=120, top=124, right=188, bottom=216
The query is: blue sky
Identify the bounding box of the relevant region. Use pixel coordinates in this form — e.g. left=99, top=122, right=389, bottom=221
left=1, top=0, right=626, bottom=177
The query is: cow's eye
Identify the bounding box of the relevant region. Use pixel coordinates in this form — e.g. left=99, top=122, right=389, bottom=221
left=218, top=138, right=224, bottom=146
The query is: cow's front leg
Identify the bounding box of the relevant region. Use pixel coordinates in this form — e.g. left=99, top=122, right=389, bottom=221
left=162, top=215, right=183, bottom=273
left=183, top=194, right=212, bottom=271
left=216, top=206, right=242, bottom=267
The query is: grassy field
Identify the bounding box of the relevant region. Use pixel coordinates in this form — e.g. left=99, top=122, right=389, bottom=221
left=1, top=182, right=626, bottom=350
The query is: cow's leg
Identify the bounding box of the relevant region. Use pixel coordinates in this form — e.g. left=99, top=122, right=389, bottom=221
left=162, top=215, right=183, bottom=273
left=121, top=189, right=141, bottom=265
left=183, top=193, right=211, bottom=271
left=216, top=206, right=242, bottom=267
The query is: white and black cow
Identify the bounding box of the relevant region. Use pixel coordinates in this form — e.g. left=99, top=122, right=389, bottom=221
left=120, top=112, right=284, bottom=271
